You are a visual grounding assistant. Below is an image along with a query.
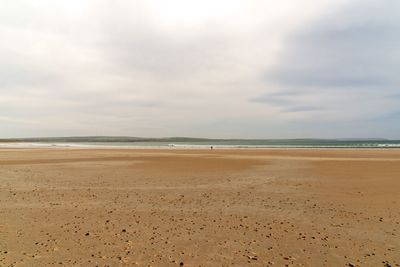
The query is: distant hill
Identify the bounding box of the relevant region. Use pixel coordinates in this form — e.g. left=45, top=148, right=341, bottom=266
left=0, top=136, right=389, bottom=143
left=0, top=136, right=216, bottom=143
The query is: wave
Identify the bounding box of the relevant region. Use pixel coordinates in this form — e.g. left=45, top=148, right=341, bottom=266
left=1, top=142, right=400, bottom=149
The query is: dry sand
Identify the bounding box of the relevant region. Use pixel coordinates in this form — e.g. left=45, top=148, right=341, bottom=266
left=0, top=148, right=399, bottom=266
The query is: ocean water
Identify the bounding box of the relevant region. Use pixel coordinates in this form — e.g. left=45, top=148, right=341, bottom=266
left=90, top=140, right=400, bottom=148
left=2, top=139, right=400, bottom=149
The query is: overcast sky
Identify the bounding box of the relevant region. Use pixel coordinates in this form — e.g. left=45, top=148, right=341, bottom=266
left=1, top=0, right=399, bottom=138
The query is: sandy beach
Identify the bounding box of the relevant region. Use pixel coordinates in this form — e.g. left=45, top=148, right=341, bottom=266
left=0, top=148, right=399, bottom=266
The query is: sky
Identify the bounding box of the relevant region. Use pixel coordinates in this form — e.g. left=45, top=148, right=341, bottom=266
left=1, top=0, right=399, bottom=139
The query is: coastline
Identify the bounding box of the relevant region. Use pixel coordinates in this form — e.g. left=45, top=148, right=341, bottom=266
left=1, top=142, right=400, bottom=150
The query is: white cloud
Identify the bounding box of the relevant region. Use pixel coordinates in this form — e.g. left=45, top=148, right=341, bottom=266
left=0, top=0, right=398, bottom=138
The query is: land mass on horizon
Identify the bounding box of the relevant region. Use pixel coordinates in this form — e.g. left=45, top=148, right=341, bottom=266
left=0, top=136, right=390, bottom=143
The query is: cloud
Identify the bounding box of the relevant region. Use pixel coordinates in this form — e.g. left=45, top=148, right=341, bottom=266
left=250, top=92, right=322, bottom=114
left=0, top=0, right=399, bottom=138
left=284, top=106, right=321, bottom=113
left=266, top=0, right=400, bottom=91
left=251, top=0, right=400, bottom=134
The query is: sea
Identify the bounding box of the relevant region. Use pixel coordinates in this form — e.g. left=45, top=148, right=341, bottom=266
left=1, top=139, right=400, bottom=149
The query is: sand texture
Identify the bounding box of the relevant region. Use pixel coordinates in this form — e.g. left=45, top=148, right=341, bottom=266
left=0, top=148, right=399, bottom=266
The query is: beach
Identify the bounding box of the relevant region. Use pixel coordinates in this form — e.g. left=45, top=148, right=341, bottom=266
left=0, top=148, right=399, bottom=266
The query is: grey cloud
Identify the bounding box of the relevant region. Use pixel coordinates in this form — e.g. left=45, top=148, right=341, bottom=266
left=103, top=32, right=231, bottom=77
left=369, top=110, right=400, bottom=121
left=251, top=94, right=292, bottom=106
left=247, top=0, right=400, bottom=131
left=95, top=7, right=233, bottom=79
left=283, top=106, right=321, bottom=113
left=266, top=0, right=400, bottom=90
left=390, top=93, right=400, bottom=98
left=0, top=59, right=62, bottom=90
left=250, top=92, right=321, bottom=114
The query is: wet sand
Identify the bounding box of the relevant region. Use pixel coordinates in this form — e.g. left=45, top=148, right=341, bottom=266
left=0, top=148, right=399, bottom=266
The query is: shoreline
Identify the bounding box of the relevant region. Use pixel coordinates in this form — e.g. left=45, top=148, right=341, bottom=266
left=1, top=142, right=400, bottom=150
